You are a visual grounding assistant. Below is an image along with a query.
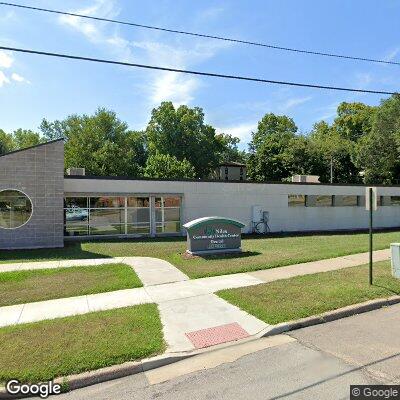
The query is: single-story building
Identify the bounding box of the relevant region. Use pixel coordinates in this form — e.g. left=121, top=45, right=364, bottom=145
left=1, top=139, right=400, bottom=249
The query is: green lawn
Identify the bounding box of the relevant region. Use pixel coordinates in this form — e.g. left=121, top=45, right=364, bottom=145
left=0, top=231, right=399, bottom=278
left=0, top=263, right=142, bottom=307
left=0, top=304, right=165, bottom=383
left=217, top=261, right=400, bottom=325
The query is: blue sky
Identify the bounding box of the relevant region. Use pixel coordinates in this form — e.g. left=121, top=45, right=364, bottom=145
left=0, top=0, right=399, bottom=150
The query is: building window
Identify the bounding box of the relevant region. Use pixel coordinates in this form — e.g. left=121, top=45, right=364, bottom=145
left=64, top=197, right=89, bottom=236
left=64, top=195, right=182, bottom=237
left=334, top=195, right=358, bottom=207
left=288, top=195, right=306, bottom=207
left=126, top=197, right=150, bottom=234
left=306, top=195, right=333, bottom=207
left=0, top=189, right=32, bottom=229
left=89, top=197, right=125, bottom=235
left=155, top=196, right=181, bottom=233
left=380, top=196, right=391, bottom=206
left=391, top=196, right=400, bottom=206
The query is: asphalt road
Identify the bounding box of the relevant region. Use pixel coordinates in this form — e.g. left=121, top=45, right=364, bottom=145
left=51, top=304, right=400, bottom=400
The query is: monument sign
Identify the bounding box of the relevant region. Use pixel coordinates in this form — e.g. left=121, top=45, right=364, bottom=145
left=183, top=216, right=245, bottom=255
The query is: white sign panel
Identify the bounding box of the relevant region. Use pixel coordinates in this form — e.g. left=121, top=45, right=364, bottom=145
left=365, top=187, right=378, bottom=211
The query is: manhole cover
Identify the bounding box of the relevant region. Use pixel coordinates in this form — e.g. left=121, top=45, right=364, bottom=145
left=185, top=322, right=250, bottom=349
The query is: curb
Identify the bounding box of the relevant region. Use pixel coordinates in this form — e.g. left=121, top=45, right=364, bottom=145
left=260, top=295, right=400, bottom=337
left=2, top=296, right=400, bottom=398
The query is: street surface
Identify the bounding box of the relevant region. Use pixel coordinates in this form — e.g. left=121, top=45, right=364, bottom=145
left=51, top=304, right=400, bottom=400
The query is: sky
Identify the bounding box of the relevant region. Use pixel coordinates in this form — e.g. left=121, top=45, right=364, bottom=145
left=0, top=0, right=399, bottom=150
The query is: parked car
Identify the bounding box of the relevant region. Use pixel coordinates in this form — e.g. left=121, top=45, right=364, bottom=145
left=65, top=208, right=88, bottom=221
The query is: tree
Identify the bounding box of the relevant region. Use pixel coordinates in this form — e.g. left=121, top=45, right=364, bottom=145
left=217, top=134, right=247, bottom=163
left=40, top=108, right=147, bottom=177
left=247, top=113, right=297, bottom=181
left=0, top=129, right=14, bottom=155
left=282, top=135, right=324, bottom=178
left=309, top=121, right=361, bottom=183
left=12, top=129, right=42, bottom=149
left=333, top=102, right=376, bottom=142
left=144, top=152, right=196, bottom=179
left=146, top=102, right=227, bottom=178
left=354, top=94, right=400, bottom=183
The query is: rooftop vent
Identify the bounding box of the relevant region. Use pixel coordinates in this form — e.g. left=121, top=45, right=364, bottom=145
left=292, top=175, right=320, bottom=183
left=66, top=167, right=86, bottom=176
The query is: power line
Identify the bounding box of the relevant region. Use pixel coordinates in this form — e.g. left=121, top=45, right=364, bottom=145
left=0, top=45, right=397, bottom=95
left=1, top=1, right=399, bottom=67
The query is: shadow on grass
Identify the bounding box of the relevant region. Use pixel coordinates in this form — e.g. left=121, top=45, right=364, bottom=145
left=197, top=251, right=262, bottom=261
left=242, top=227, right=400, bottom=240
left=372, top=283, right=400, bottom=296
left=0, top=242, right=111, bottom=263
left=0, top=236, right=187, bottom=263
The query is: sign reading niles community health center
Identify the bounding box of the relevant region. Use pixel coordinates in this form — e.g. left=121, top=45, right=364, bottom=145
left=183, top=217, right=245, bottom=255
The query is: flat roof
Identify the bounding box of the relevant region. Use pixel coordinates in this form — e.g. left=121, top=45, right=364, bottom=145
left=64, top=174, right=400, bottom=188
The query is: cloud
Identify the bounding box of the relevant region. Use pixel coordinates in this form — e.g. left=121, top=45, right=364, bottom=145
left=315, top=102, right=340, bottom=121
left=0, top=71, right=10, bottom=87
left=383, top=47, right=400, bottom=62
left=197, top=6, right=225, bottom=21
left=59, top=0, right=119, bottom=43
left=216, top=121, right=257, bottom=144
left=131, top=40, right=230, bottom=106
left=279, top=96, right=312, bottom=111
left=0, top=51, right=13, bottom=68
left=11, top=73, right=29, bottom=84
left=355, top=72, right=372, bottom=89
left=150, top=72, right=200, bottom=106
left=57, top=1, right=230, bottom=107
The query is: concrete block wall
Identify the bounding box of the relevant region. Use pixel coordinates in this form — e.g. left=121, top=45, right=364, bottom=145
left=0, top=140, right=64, bottom=249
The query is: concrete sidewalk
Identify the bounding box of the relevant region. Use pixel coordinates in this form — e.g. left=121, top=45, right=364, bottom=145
left=0, top=248, right=391, bottom=353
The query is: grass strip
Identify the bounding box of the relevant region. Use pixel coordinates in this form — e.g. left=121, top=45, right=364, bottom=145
left=0, top=304, right=165, bottom=383
left=217, top=261, right=400, bottom=325
left=0, top=263, right=142, bottom=307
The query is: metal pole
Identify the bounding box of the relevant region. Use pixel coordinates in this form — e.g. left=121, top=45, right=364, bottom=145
left=330, top=156, right=333, bottom=184
left=369, top=187, right=373, bottom=285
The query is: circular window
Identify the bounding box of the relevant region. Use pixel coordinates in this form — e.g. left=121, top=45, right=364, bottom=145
left=0, top=190, right=33, bottom=229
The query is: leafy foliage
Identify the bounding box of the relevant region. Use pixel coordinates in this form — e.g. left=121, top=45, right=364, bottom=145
left=3, top=95, right=400, bottom=184
left=144, top=152, right=196, bottom=179
left=146, top=102, right=225, bottom=178
left=40, top=108, right=147, bottom=176
left=247, top=113, right=298, bottom=181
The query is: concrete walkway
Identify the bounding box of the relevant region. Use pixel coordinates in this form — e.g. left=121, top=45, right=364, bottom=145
left=0, top=248, right=391, bottom=353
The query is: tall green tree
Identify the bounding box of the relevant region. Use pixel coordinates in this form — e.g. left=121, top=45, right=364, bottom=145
left=12, top=129, right=42, bottom=149
left=309, top=121, right=361, bottom=183
left=0, top=129, right=14, bottom=155
left=354, top=94, right=400, bottom=183
left=217, top=134, right=247, bottom=163
left=282, top=135, right=324, bottom=178
left=146, top=102, right=227, bottom=178
left=40, top=108, right=147, bottom=176
left=247, top=113, right=297, bottom=181
left=144, top=152, right=196, bottom=179
left=333, top=102, right=376, bottom=141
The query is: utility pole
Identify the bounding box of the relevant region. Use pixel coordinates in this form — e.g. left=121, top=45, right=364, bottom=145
left=366, top=187, right=377, bottom=285
left=369, top=187, right=373, bottom=285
